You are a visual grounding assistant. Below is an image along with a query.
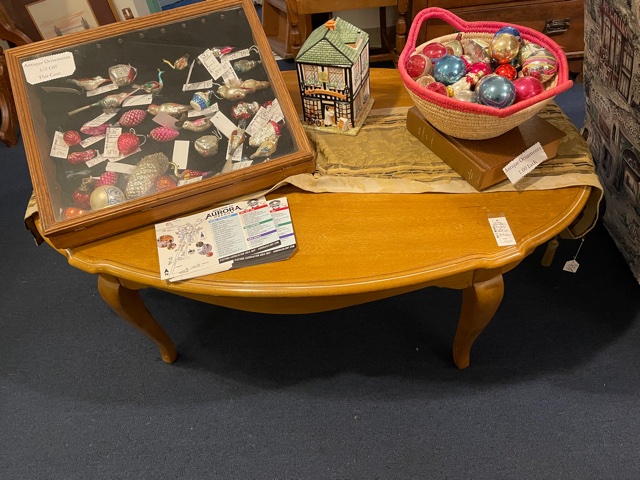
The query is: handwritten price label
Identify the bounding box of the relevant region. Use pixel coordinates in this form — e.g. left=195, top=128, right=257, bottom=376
left=488, top=216, right=517, bottom=246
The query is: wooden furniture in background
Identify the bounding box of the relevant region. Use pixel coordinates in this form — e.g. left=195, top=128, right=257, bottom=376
left=262, top=0, right=409, bottom=63
left=33, top=69, right=593, bottom=368
left=409, top=0, right=584, bottom=79
left=0, top=3, right=32, bottom=147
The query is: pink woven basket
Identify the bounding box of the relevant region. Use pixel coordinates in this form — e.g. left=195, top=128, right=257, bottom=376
left=398, top=7, right=573, bottom=140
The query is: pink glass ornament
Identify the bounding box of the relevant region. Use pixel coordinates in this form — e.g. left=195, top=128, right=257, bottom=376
left=467, top=62, right=493, bottom=77
left=421, top=42, right=447, bottom=61
left=513, top=76, right=544, bottom=102
left=425, top=81, right=448, bottom=96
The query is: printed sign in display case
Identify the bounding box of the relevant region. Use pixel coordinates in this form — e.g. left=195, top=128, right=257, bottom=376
left=6, top=0, right=314, bottom=248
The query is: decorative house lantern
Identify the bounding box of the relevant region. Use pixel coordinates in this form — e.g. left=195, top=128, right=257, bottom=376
left=295, top=18, right=373, bottom=133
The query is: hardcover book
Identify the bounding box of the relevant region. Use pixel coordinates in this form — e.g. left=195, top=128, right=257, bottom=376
left=405, top=107, right=567, bottom=190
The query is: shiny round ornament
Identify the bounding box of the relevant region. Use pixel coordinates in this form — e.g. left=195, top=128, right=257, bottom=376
left=63, top=207, right=87, bottom=219
left=513, top=76, right=545, bottom=102
left=495, top=26, right=522, bottom=43
left=90, top=185, right=126, bottom=210
left=405, top=54, right=433, bottom=79
left=421, top=42, right=447, bottom=61
left=432, top=55, right=467, bottom=85
left=521, top=49, right=558, bottom=82
left=425, top=81, right=449, bottom=96
left=489, top=33, right=520, bottom=64
left=416, top=74, right=436, bottom=88
left=194, top=135, right=220, bottom=157
left=155, top=175, right=177, bottom=192
left=466, top=62, right=492, bottom=77
left=477, top=75, right=516, bottom=108
left=444, top=34, right=464, bottom=56
left=494, top=63, right=518, bottom=81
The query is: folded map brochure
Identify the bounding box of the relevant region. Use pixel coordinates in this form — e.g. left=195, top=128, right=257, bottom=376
left=155, top=196, right=296, bottom=282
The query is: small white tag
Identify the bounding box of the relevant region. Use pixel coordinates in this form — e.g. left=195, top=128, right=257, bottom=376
left=199, top=49, right=225, bottom=80
left=122, top=94, right=153, bottom=107
left=503, top=142, right=548, bottom=184
left=152, top=112, right=179, bottom=129
left=488, top=216, right=517, bottom=246
left=563, top=259, right=580, bottom=273
left=246, top=106, right=270, bottom=136
left=268, top=99, right=284, bottom=123
left=50, top=131, right=70, bottom=159
left=103, top=127, right=122, bottom=159
left=232, top=160, right=253, bottom=171
left=83, top=112, right=117, bottom=128
left=177, top=176, right=203, bottom=186
left=221, top=61, right=239, bottom=83
left=188, top=103, right=219, bottom=118
left=80, top=135, right=105, bottom=148
left=106, top=162, right=136, bottom=174
left=86, top=83, right=118, bottom=97
left=23, top=52, right=76, bottom=85
left=221, top=48, right=250, bottom=62
left=86, top=153, right=107, bottom=167
left=226, top=140, right=243, bottom=161
left=172, top=140, right=190, bottom=170
left=183, top=79, right=214, bottom=92
left=210, top=111, right=237, bottom=138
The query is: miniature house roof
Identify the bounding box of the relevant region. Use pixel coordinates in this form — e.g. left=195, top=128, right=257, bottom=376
left=295, top=17, right=369, bottom=66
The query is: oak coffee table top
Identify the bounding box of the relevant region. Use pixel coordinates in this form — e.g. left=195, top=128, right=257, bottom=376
left=35, top=69, right=592, bottom=368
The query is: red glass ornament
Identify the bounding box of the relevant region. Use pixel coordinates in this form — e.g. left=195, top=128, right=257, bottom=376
left=405, top=54, right=433, bottom=79
left=513, top=76, right=544, bottom=103
left=155, top=175, right=177, bottom=192
left=63, top=131, right=81, bottom=146
left=149, top=126, right=179, bottom=142
left=64, top=207, right=87, bottom=219
left=95, top=171, right=119, bottom=188
left=118, top=109, right=147, bottom=128
left=495, top=64, right=518, bottom=81
left=67, top=150, right=98, bottom=164
left=425, top=81, right=449, bottom=96
left=467, top=62, right=493, bottom=77
left=117, top=132, right=140, bottom=155
left=421, top=42, right=447, bottom=61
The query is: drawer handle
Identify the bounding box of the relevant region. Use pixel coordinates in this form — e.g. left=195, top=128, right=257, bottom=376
left=544, top=18, right=570, bottom=35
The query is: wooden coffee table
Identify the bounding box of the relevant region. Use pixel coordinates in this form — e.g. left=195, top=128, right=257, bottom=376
left=34, top=69, right=591, bottom=368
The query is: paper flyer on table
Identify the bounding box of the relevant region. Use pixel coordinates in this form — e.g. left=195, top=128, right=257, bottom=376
left=155, top=196, right=281, bottom=281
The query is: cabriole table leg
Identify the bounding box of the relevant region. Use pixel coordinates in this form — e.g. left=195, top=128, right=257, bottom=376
left=452, top=274, right=505, bottom=369
left=97, top=273, right=177, bottom=364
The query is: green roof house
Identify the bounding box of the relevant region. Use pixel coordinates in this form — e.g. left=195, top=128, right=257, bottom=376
left=295, top=17, right=373, bottom=132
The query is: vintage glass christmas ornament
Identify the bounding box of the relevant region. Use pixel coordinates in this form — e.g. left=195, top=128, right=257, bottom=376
left=134, top=69, right=164, bottom=95
left=162, top=54, right=190, bottom=70
left=147, top=103, right=190, bottom=117
left=490, top=33, right=520, bottom=64
left=467, top=62, right=492, bottom=77
left=68, top=91, right=137, bottom=116
left=462, top=38, right=491, bottom=63
left=181, top=117, right=212, bottom=133
left=63, top=130, right=81, bottom=146
left=67, top=76, right=109, bottom=91
left=180, top=169, right=211, bottom=180
left=405, top=54, right=433, bottom=79
left=249, top=120, right=281, bottom=147
left=495, top=63, right=518, bottom=81
left=233, top=59, right=261, bottom=73
left=425, top=81, right=449, bottom=96
left=241, top=79, right=270, bottom=93
left=444, top=33, right=464, bottom=56
left=228, top=120, right=247, bottom=156
left=149, top=126, right=180, bottom=142
left=108, top=64, right=137, bottom=87
left=518, top=42, right=543, bottom=63
left=209, top=46, right=234, bottom=58
left=513, top=76, right=544, bottom=102
left=155, top=175, right=177, bottom=192
left=117, top=130, right=144, bottom=155
left=496, top=26, right=522, bottom=43
left=94, top=171, right=119, bottom=188
left=446, top=72, right=484, bottom=97
left=118, top=109, right=147, bottom=128
left=63, top=207, right=87, bottom=219
left=194, top=135, right=220, bottom=157
left=80, top=122, right=110, bottom=136
left=415, top=74, right=436, bottom=88
left=67, top=149, right=98, bottom=164
left=250, top=138, right=278, bottom=159
left=231, top=101, right=260, bottom=120
left=215, top=82, right=249, bottom=101
left=433, top=55, right=467, bottom=85
left=90, top=185, right=126, bottom=210
left=125, top=153, right=171, bottom=199
left=190, top=90, right=213, bottom=110
left=72, top=178, right=94, bottom=210
left=421, top=42, right=447, bottom=61
left=477, top=75, right=516, bottom=108
left=521, top=49, right=558, bottom=82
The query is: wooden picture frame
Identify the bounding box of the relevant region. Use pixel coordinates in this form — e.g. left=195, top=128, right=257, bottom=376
left=6, top=0, right=315, bottom=248
left=107, top=0, right=161, bottom=22
left=26, top=0, right=99, bottom=39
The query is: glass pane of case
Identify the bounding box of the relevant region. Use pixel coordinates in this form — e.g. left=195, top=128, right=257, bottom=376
left=16, top=5, right=296, bottom=221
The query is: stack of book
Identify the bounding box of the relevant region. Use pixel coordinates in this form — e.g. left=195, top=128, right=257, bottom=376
left=155, top=196, right=296, bottom=281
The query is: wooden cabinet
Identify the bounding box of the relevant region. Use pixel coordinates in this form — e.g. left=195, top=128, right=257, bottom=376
left=410, top=0, right=584, bottom=78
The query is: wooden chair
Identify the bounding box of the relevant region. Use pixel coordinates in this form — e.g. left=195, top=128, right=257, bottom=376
left=285, top=0, right=409, bottom=65
left=1, top=3, right=32, bottom=148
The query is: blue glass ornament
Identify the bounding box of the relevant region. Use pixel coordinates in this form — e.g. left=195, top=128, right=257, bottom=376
left=496, top=26, right=522, bottom=43
left=477, top=75, right=516, bottom=108
left=432, top=55, right=467, bottom=86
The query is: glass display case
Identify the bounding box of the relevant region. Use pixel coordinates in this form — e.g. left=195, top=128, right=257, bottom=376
left=6, top=0, right=314, bottom=248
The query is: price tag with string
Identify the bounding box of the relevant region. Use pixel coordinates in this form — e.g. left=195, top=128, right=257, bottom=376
left=563, top=238, right=585, bottom=273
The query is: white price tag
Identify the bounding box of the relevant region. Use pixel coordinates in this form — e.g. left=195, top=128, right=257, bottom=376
left=80, top=135, right=105, bottom=148
left=50, top=131, right=70, bottom=159
left=103, top=127, right=122, bottom=159
left=226, top=140, right=243, bottom=162
left=122, top=94, right=153, bottom=107
left=221, top=61, right=239, bottom=83
left=83, top=112, right=117, bottom=128
left=85, top=153, right=107, bottom=167
left=210, top=111, right=237, bottom=139
left=232, top=160, right=253, bottom=171
left=198, top=49, right=225, bottom=80
left=183, top=79, right=214, bottom=92
left=188, top=103, right=219, bottom=118
left=503, top=142, right=548, bottom=184
left=23, top=52, right=76, bottom=85
left=268, top=99, right=284, bottom=123
left=172, top=140, right=190, bottom=170
left=246, top=106, right=270, bottom=136
left=86, top=83, right=118, bottom=97
left=177, top=176, right=203, bottom=187
left=106, top=162, right=136, bottom=174
left=563, top=259, right=580, bottom=273
left=152, top=112, right=179, bottom=129
left=221, top=48, right=250, bottom=62
left=488, top=216, right=517, bottom=246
